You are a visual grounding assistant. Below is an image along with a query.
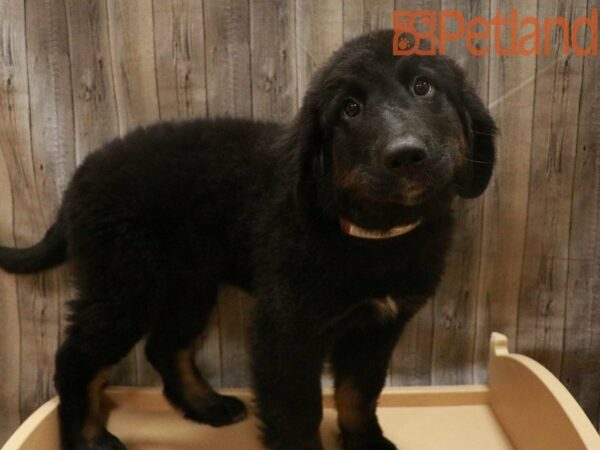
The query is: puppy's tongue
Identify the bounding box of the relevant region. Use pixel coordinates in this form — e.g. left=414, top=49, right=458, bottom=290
left=339, top=218, right=420, bottom=240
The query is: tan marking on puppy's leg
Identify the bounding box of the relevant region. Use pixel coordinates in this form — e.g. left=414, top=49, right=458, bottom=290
left=176, top=346, right=213, bottom=403
left=372, top=296, right=399, bottom=322
left=81, top=370, right=109, bottom=441
left=335, top=380, right=373, bottom=432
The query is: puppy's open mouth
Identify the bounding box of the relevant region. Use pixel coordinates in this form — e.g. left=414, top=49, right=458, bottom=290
left=339, top=218, right=421, bottom=239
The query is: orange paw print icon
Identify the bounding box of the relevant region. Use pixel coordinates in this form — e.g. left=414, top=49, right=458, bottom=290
left=394, top=32, right=416, bottom=54
left=398, top=36, right=411, bottom=50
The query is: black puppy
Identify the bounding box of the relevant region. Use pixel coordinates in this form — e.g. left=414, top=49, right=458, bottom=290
left=0, top=30, right=496, bottom=450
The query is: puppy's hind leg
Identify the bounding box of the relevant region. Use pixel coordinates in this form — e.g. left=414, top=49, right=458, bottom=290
left=55, top=299, right=151, bottom=450
left=145, top=271, right=247, bottom=427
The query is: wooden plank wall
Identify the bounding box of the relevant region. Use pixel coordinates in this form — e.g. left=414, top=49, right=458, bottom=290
left=1, top=0, right=599, bottom=441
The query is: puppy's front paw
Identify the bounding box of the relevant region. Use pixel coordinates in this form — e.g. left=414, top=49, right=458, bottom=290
left=184, top=393, right=247, bottom=427
left=342, top=433, right=397, bottom=450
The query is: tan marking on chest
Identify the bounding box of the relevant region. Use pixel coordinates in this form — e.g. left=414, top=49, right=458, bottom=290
left=371, top=296, right=399, bottom=322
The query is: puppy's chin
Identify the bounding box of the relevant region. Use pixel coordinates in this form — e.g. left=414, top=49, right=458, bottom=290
left=372, top=183, right=443, bottom=207
left=329, top=179, right=454, bottom=231
left=356, top=174, right=452, bottom=207
left=335, top=184, right=440, bottom=211
left=394, top=185, right=431, bottom=207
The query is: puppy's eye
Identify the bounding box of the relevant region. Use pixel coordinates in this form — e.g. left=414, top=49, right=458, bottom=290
left=343, top=99, right=361, bottom=118
left=413, top=77, right=433, bottom=97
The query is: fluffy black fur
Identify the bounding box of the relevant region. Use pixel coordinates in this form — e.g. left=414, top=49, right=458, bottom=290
left=0, top=30, right=496, bottom=450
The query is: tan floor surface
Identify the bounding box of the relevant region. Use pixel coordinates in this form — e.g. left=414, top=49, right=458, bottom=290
left=107, top=400, right=513, bottom=450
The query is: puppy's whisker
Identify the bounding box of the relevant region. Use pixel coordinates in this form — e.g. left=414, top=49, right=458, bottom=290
left=471, top=130, right=496, bottom=137
left=463, top=157, right=493, bottom=164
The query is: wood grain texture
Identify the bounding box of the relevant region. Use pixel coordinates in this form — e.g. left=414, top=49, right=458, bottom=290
left=2, top=1, right=600, bottom=442
left=473, top=0, right=538, bottom=382
left=342, top=0, right=364, bottom=41
left=362, top=0, right=395, bottom=32
left=0, top=0, right=28, bottom=439
left=21, top=0, right=77, bottom=421
left=203, top=0, right=252, bottom=117
left=249, top=0, right=297, bottom=122
left=431, top=0, right=490, bottom=385
left=516, top=0, right=586, bottom=375
left=65, top=0, right=119, bottom=163
left=295, top=0, right=343, bottom=105
left=106, top=0, right=160, bottom=132
left=394, top=0, right=440, bottom=11
left=562, top=0, right=600, bottom=428
left=153, top=0, right=208, bottom=121
left=343, top=0, right=395, bottom=42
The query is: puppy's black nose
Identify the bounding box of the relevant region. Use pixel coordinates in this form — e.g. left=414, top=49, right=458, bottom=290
left=383, top=137, right=428, bottom=170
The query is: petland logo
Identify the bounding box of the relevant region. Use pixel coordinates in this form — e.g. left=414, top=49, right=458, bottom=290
left=393, top=9, right=599, bottom=56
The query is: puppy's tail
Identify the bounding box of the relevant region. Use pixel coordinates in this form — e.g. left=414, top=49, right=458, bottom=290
left=0, top=221, right=67, bottom=274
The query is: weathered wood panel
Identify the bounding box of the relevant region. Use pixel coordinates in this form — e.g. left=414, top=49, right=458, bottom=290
left=65, top=0, right=119, bottom=163
left=153, top=0, right=208, bottom=121
left=343, top=0, right=395, bottom=42
left=106, top=0, right=160, bottom=132
left=295, top=0, right=343, bottom=104
left=516, top=0, right=585, bottom=375
left=21, top=0, right=76, bottom=421
left=473, top=0, right=538, bottom=382
left=562, top=0, right=600, bottom=427
left=203, top=0, right=252, bottom=117
left=249, top=0, right=297, bottom=122
left=342, top=0, right=364, bottom=41
left=0, top=0, right=29, bottom=439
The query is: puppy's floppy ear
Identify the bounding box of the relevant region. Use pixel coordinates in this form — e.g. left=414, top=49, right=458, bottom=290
left=286, top=90, right=325, bottom=221
left=454, top=84, right=497, bottom=199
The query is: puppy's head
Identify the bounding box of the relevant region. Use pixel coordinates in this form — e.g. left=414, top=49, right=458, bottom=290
left=292, top=30, right=496, bottom=236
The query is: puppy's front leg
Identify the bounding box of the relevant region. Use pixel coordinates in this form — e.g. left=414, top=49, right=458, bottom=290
left=330, top=318, right=406, bottom=450
left=251, top=304, right=325, bottom=450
